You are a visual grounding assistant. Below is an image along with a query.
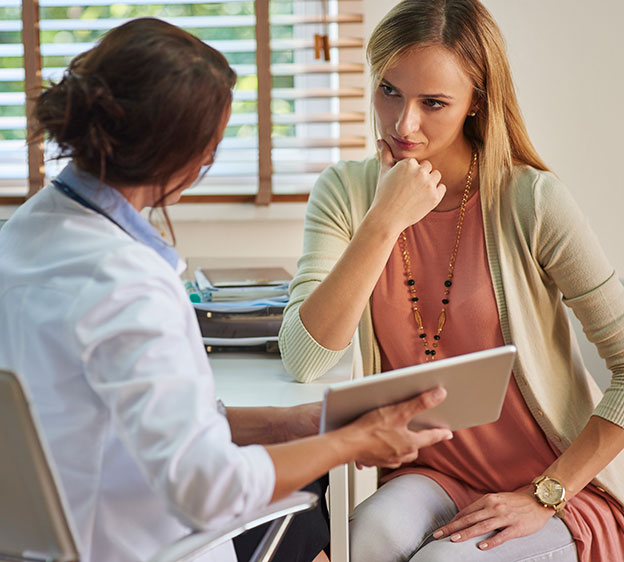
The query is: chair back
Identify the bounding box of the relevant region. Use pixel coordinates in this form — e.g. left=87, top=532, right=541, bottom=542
left=0, top=369, right=80, bottom=562
left=0, top=368, right=318, bottom=562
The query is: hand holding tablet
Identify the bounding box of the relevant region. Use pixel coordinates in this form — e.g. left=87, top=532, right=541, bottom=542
left=320, top=345, right=516, bottom=434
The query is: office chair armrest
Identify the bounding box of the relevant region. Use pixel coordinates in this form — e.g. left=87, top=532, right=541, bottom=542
left=147, top=491, right=318, bottom=562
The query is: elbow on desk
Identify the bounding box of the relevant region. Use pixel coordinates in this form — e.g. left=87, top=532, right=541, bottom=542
left=278, top=334, right=345, bottom=384
left=280, top=353, right=329, bottom=384
left=279, top=307, right=348, bottom=383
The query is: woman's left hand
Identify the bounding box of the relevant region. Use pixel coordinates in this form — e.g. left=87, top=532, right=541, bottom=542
left=433, top=487, right=555, bottom=551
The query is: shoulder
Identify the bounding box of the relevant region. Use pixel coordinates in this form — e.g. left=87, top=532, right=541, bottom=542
left=307, top=156, right=378, bottom=220
left=501, top=165, right=575, bottom=220
left=30, top=187, right=180, bottom=297
left=505, top=165, right=568, bottom=203
left=311, top=156, right=378, bottom=201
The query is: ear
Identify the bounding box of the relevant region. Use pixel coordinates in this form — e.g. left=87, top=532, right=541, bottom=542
left=468, top=92, right=482, bottom=117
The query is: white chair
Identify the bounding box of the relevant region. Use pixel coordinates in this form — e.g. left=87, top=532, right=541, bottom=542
left=0, top=369, right=317, bottom=562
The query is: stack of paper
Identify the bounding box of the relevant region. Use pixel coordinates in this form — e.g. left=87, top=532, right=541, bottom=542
left=194, top=267, right=290, bottom=302
left=183, top=266, right=292, bottom=352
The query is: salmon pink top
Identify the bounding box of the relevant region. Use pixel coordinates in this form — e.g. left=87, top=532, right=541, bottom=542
left=371, top=190, right=624, bottom=561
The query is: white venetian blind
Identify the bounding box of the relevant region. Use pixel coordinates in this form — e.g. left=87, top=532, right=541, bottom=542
left=0, top=0, right=367, bottom=204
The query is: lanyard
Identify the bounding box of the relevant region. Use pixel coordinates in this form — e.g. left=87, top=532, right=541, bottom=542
left=52, top=178, right=132, bottom=238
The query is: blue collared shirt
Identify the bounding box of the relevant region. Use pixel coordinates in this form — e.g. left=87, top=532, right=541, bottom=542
left=54, top=162, right=181, bottom=271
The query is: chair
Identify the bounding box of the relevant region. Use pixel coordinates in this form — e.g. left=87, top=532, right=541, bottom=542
left=0, top=369, right=317, bottom=562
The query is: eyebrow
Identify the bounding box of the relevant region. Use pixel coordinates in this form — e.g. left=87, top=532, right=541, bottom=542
left=381, top=79, right=456, bottom=100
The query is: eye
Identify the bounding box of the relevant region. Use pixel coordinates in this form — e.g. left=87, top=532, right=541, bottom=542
left=379, top=82, right=396, bottom=96
left=423, top=98, right=447, bottom=110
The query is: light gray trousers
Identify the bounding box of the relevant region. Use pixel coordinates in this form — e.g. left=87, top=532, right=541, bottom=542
left=349, top=474, right=578, bottom=562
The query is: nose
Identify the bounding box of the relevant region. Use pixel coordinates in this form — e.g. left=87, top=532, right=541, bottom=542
left=395, top=101, right=420, bottom=138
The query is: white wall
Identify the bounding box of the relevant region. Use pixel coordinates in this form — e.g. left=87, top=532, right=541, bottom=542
left=483, top=0, right=624, bottom=275
left=478, top=0, right=624, bottom=389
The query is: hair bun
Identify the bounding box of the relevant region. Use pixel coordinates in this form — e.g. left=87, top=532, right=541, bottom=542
left=33, top=17, right=236, bottom=190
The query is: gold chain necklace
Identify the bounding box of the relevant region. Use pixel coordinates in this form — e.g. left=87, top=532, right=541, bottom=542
left=398, top=151, right=478, bottom=361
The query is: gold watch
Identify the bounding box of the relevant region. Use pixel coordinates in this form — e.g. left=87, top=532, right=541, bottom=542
left=532, top=475, right=566, bottom=517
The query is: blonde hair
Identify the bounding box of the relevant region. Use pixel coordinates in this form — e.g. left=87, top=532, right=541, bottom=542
left=367, top=0, right=549, bottom=204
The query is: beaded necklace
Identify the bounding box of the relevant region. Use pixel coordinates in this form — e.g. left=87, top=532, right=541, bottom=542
left=398, top=151, right=478, bottom=361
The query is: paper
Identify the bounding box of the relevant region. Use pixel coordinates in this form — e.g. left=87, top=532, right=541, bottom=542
left=199, top=266, right=292, bottom=288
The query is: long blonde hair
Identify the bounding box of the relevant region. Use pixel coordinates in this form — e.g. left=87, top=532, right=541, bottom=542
left=367, top=0, right=549, bottom=204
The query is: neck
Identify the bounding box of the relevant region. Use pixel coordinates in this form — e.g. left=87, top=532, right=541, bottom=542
left=114, top=184, right=156, bottom=212
left=430, top=139, right=478, bottom=212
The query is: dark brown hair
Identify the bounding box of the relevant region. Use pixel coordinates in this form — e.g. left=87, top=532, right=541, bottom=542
left=34, top=17, right=236, bottom=211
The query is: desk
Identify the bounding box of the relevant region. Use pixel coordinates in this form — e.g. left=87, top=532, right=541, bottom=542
left=210, top=350, right=354, bottom=562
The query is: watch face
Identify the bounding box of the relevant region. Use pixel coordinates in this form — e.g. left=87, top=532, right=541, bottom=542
left=536, top=478, right=565, bottom=505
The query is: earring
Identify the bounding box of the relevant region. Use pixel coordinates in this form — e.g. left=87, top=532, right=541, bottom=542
left=468, top=111, right=477, bottom=117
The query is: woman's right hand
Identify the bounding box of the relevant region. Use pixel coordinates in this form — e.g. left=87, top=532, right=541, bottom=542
left=368, top=139, right=446, bottom=234
left=342, top=386, right=453, bottom=468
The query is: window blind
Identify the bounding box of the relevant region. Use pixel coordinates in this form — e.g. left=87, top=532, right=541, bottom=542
left=0, top=0, right=367, bottom=204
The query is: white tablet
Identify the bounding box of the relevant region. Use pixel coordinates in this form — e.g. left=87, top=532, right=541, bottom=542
left=319, top=345, right=516, bottom=433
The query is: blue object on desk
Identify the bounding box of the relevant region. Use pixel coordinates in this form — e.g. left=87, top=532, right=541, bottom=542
left=193, top=296, right=288, bottom=312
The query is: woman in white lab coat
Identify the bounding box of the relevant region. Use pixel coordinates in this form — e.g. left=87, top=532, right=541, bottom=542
left=0, top=17, right=453, bottom=562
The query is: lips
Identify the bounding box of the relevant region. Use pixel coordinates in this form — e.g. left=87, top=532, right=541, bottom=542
left=391, top=136, right=423, bottom=150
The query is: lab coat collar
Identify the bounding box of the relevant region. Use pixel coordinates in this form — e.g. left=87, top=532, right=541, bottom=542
left=55, top=163, right=184, bottom=273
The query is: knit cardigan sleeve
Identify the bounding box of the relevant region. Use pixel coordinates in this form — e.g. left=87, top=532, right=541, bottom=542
left=533, top=172, right=624, bottom=427
left=278, top=158, right=377, bottom=382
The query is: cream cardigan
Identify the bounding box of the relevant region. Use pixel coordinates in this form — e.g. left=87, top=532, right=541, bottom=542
left=278, top=156, right=624, bottom=505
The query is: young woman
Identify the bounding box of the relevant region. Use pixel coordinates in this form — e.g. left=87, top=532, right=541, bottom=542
left=0, top=18, right=454, bottom=562
left=278, top=0, right=624, bottom=560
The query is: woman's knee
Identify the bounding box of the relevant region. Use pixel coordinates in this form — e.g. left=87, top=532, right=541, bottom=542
left=349, top=475, right=458, bottom=562
left=350, top=498, right=414, bottom=562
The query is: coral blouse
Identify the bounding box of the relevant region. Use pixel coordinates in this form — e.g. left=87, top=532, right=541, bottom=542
left=371, top=190, right=624, bottom=561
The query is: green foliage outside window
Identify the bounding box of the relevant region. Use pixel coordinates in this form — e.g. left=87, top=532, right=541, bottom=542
left=0, top=1, right=296, bottom=144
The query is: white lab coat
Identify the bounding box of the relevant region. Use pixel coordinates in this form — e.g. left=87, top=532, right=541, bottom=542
left=0, top=185, right=275, bottom=561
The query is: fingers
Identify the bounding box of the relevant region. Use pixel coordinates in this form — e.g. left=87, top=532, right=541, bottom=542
left=434, top=496, right=497, bottom=540
left=352, top=386, right=453, bottom=468
left=433, top=492, right=554, bottom=551
left=376, top=138, right=396, bottom=173
left=477, top=527, right=517, bottom=550
left=419, top=159, right=433, bottom=174
left=400, top=386, right=448, bottom=414
left=411, top=427, right=454, bottom=448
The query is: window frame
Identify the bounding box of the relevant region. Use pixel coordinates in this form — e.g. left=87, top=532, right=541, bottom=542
left=2, top=0, right=366, bottom=206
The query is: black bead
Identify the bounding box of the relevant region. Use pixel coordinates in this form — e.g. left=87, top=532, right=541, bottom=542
left=411, top=297, right=419, bottom=302
left=407, top=279, right=415, bottom=286
left=430, top=350, right=436, bottom=356
left=434, top=335, right=441, bottom=340
left=442, top=299, right=449, bottom=304
left=419, top=333, right=427, bottom=339
left=425, top=349, right=431, bottom=355
left=444, top=280, right=452, bottom=287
